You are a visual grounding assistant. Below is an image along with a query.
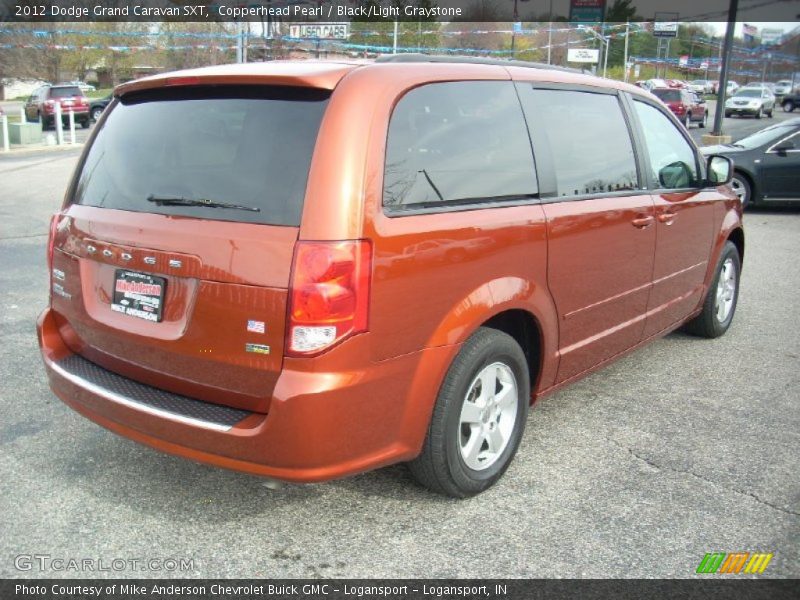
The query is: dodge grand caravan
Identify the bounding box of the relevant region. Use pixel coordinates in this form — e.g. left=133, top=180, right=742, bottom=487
left=38, top=57, right=743, bottom=497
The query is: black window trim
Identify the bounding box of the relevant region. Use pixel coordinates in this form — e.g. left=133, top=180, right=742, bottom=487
left=518, top=83, right=646, bottom=205
left=627, top=93, right=708, bottom=193
left=381, top=79, right=542, bottom=218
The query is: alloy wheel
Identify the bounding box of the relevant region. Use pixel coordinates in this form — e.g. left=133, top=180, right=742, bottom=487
left=715, top=258, right=737, bottom=323
left=458, top=362, right=518, bottom=471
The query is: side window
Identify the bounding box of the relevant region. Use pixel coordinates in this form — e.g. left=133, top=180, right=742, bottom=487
left=634, top=100, right=700, bottom=189
left=518, top=88, right=638, bottom=197
left=382, top=81, right=537, bottom=209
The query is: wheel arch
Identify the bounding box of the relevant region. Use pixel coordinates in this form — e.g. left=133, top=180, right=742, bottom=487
left=727, top=227, right=745, bottom=270
left=482, top=309, right=544, bottom=398
left=424, top=276, right=559, bottom=396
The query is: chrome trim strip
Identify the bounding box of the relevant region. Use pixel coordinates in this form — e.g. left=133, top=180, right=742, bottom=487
left=766, top=131, right=800, bottom=154
left=49, top=359, right=234, bottom=432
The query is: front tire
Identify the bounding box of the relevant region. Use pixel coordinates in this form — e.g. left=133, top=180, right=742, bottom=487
left=408, top=327, right=530, bottom=498
left=783, top=100, right=795, bottom=112
left=684, top=112, right=692, bottom=128
left=683, top=241, right=741, bottom=338
left=699, top=111, right=707, bottom=128
left=755, top=107, right=762, bottom=119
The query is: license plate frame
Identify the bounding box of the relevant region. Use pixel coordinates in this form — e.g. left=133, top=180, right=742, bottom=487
left=111, top=269, right=166, bottom=323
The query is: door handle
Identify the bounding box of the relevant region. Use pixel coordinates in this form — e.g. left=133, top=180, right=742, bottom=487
left=631, top=216, right=654, bottom=228
left=657, top=212, right=677, bottom=224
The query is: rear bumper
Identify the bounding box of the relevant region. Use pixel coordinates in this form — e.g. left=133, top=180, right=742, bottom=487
left=37, top=307, right=457, bottom=483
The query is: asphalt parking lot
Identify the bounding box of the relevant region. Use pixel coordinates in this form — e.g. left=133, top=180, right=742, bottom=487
left=1, top=142, right=798, bottom=579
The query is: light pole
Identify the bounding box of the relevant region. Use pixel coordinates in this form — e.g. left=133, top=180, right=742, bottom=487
left=709, top=0, right=738, bottom=139
left=578, top=25, right=610, bottom=78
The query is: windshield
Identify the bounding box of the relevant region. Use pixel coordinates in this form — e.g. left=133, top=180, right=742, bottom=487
left=733, top=125, right=796, bottom=149
left=71, top=86, right=329, bottom=226
left=652, top=89, right=681, bottom=102
left=734, top=90, right=762, bottom=98
left=50, top=87, right=83, bottom=98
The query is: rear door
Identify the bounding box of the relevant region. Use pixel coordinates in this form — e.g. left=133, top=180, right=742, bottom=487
left=51, top=85, right=330, bottom=412
left=517, top=85, right=655, bottom=383
left=629, top=97, right=716, bottom=337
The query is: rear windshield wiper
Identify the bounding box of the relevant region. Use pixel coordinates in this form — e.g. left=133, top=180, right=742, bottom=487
left=146, top=195, right=260, bottom=212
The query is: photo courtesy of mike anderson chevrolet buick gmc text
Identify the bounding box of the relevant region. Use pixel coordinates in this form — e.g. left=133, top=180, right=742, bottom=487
left=37, top=56, right=744, bottom=497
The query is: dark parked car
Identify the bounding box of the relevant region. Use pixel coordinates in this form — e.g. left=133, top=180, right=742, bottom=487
left=90, top=94, right=112, bottom=122
left=24, top=84, right=90, bottom=129
left=781, top=93, right=799, bottom=113
left=651, top=87, right=708, bottom=128
left=701, top=118, right=800, bottom=207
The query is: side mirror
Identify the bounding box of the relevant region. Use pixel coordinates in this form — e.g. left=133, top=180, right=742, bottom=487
left=707, top=155, right=733, bottom=186
left=773, top=141, right=795, bottom=156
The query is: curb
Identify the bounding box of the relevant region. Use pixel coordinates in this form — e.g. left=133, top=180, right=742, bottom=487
left=0, top=143, right=84, bottom=157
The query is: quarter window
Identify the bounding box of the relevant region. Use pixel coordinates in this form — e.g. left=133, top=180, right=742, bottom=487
left=383, top=81, right=537, bottom=209
left=518, top=88, right=639, bottom=197
left=634, top=100, right=700, bottom=189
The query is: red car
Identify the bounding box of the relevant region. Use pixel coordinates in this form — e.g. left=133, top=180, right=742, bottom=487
left=24, top=84, right=90, bottom=129
left=651, top=87, right=708, bottom=128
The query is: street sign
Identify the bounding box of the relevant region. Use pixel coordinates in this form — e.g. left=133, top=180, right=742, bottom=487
left=653, top=12, right=679, bottom=38
left=567, top=48, right=600, bottom=63
left=288, top=23, right=350, bottom=40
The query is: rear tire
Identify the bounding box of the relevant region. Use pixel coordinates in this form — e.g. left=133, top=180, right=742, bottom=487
left=408, top=327, right=530, bottom=498
left=725, top=111, right=732, bottom=118
left=683, top=241, right=741, bottom=339
left=684, top=112, right=692, bottom=128
left=783, top=100, right=795, bottom=112
left=699, top=111, right=707, bottom=128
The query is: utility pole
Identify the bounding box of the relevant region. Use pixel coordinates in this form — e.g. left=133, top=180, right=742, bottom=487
left=393, top=20, right=398, bottom=54
left=236, top=21, right=244, bottom=63
left=511, top=0, right=518, bottom=54
left=708, top=0, right=738, bottom=141
left=547, top=0, right=553, bottom=64
left=623, top=21, right=630, bottom=82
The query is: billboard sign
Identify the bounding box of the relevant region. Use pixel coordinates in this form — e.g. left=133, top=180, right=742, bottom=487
left=567, top=48, right=600, bottom=63
left=569, top=0, right=606, bottom=24
left=653, top=12, right=679, bottom=38
left=761, top=28, right=783, bottom=45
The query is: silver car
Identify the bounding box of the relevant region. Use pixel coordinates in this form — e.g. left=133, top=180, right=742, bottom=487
left=724, top=88, right=776, bottom=118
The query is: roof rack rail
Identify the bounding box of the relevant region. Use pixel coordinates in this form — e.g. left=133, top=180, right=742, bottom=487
left=375, top=53, right=584, bottom=74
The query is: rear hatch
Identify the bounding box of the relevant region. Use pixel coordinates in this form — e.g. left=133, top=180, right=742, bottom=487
left=51, top=84, right=330, bottom=412
left=50, top=86, right=88, bottom=113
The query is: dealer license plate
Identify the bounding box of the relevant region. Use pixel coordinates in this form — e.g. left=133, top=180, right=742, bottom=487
left=111, top=270, right=166, bottom=322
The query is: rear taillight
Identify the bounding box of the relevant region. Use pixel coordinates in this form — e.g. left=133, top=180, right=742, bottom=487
left=286, top=240, right=372, bottom=356
left=47, top=214, right=59, bottom=288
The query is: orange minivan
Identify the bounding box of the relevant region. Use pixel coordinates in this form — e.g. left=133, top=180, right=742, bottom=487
left=38, top=56, right=743, bottom=497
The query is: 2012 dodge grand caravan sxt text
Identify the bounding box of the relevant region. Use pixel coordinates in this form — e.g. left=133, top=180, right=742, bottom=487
left=38, top=57, right=743, bottom=497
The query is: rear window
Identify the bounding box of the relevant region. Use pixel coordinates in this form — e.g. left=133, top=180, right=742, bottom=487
left=652, top=89, right=681, bottom=102
left=50, top=86, right=83, bottom=98
left=72, top=86, right=329, bottom=226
